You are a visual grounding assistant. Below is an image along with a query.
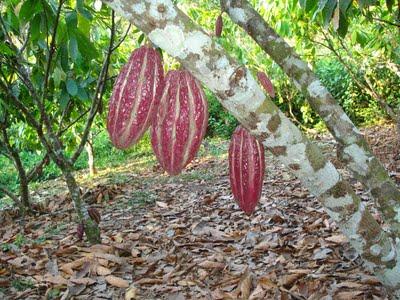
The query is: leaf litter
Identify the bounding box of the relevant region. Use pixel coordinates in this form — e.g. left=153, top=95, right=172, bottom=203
left=0, top=123, right=398, bottom=299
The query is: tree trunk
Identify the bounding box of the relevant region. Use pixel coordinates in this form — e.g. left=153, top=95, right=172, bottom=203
left=61, top=165, right=101, bottom=244
left=220, top=0, right=400, bottom=237
left=102, top=0, right=400, bottom=296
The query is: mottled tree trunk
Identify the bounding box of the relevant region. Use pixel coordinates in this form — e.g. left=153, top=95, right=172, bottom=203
left=61, top=166, right=100, bottom=243
left=220, top=0, right=400, bottom=238
left=101, top=0, right=400, bottom=296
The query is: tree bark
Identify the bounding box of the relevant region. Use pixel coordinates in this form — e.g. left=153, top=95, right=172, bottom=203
left=61, top=166, right=100, bottom=243
left=102, top=0, right=400, bottom=296
left=219, top=0, right=400, bottom=238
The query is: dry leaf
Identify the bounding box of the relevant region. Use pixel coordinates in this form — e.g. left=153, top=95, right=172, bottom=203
left=105, top=275, right=130, bottom=288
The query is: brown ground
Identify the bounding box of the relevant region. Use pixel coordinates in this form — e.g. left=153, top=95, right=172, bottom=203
left=0, top=123, right=399, bottom=300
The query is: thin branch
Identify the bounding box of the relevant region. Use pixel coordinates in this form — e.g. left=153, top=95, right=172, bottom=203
left=26, top=153, right=50, bottom=182
left=371, top=16, right=400, bottom=28
left=0, top=185, right=21, bottom=206
left=70, top=10, right=116, bottom=164
left=112, top=23, right=131, bottom=52
left=59, top=108, right=90, bottom=135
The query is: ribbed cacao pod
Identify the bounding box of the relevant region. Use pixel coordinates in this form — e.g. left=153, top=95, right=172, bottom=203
left=257, top=71, right=275, bottom=98
left=151, top=70, right=208, bottom=175
left=77, top=223, right=84, bottom=240
left=107, top=46, right=164, bottom=149
left=88, top=207, right=101, bottom=224
left=229, top=126, right=265, bottom=215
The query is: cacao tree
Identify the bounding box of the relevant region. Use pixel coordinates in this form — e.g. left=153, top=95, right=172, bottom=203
left=100, top=0, right=400, bottom=296
left=0, top=0, right=125, bottom=243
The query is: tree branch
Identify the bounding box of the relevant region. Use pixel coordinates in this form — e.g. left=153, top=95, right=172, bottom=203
left=112, top=23, right=131, bottom=52
left=0, top=185, right=21, bottom=206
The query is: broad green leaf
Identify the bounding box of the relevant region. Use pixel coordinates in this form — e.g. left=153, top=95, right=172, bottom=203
left=69, top=35, right=79, bottom=62
left=19, top=0, right=42, bottom=23
left=0, top=42, right=15, bottom=56
left=76, top=0, right=93, bottom=20
left=337, top=11, right=349, bottom=37
left=59, top=45, right=69, bottom=72
left=30, top=14, right=41, bottom=41
left=66, top=79, right=78, bottom=96
left=77, top=86, right=89, bottom=101
left=6, top=10, right=20, bottom=32
left=339, top=0, right=352, bottom=12
left=66, top=11, right=78, bottom=33
left=322, top=0, right=337, bottom=27
left=60, top=88, right=70, bottom=109
left=53, top=67, right=65, bottom=88
left=74, top=30, right=99, bottom=59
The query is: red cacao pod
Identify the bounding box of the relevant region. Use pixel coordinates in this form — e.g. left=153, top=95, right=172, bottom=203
left=151, top=70, right=208, bottom=175
left=229, top=126, right=265, bottom=215
left=257, top=71, right=275, bottom=98
left=107, top=46, right=164, bottom=149
left=215, top=14, right=223, bottom=38
left=87, top=207, right=101, bottom=224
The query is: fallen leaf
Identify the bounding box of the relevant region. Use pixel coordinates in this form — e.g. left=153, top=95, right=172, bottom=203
left=105, top=275, right=130, bottom=288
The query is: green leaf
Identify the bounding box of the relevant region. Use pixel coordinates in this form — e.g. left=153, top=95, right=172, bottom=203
left=339, top=0, right=352, bottom=12
left=322, top=0, right=337, bottom=27
left=138, top=33, right=145, bottom=45
left=19, top=0, right=42, bottom=23
left=300, top=0, right=318, bottom=12
left=0, top=42, right=15, bottom=56
left=66, top=79, right=78, bottom=96
left=69, top=35, right=79, bottom=62
left=76, top=0, right=93, bottom=20
left=337, top=11, right=349, bottom=37
left=53, top=67, right=65, bottom=88
left=66, top=11, right=78, bottom=33
left=74, top=30, right=98, bottom=60
left=60, top=89, right=70, bottom=109
left=59, top=45, right=69, bottom=72
left=30, top=14, right=41, bottom=41
left=77, top=86, right=89, bottom=101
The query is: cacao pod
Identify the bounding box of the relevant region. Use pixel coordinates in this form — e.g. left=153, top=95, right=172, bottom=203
left=77, top=223, right=84, bottom=240
left=151, top=70, right=208, bottom=175
left=229, top=126, right=265, bottom=215
left=88, top=207, right=101, bottom=224
left=257, top=71, right=275, bottom=98
left=215, top=14, right=223, bottom=38
left=107, top=46, right=164, bottom=149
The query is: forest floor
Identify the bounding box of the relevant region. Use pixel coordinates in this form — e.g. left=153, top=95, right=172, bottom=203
left=0, top=124, right=399, bottom=300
